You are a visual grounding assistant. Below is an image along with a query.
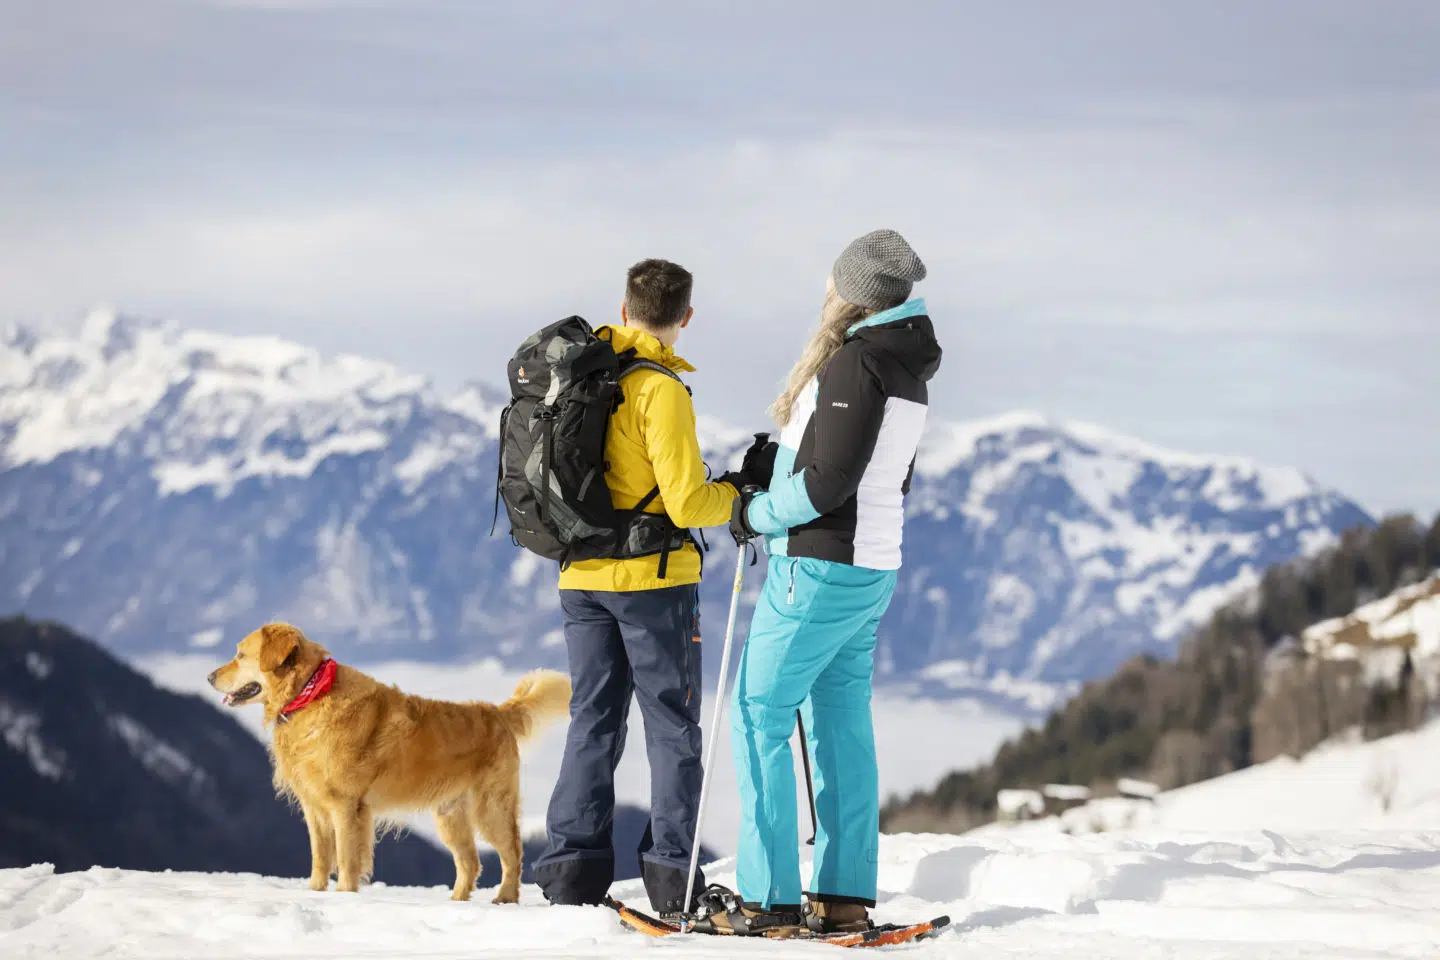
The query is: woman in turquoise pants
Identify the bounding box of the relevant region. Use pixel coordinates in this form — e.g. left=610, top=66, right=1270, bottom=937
left=695, top=230, right=940, bottom=937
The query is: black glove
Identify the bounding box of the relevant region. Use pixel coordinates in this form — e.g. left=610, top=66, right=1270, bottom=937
left=720, top=433, right=778, bottom=492
left=741, top=433, right=778, bottom=489
left=729, top=485, right=763, bottom=545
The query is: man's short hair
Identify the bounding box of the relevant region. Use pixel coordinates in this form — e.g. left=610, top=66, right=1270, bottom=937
left=625, top=259, right=693, bottom=330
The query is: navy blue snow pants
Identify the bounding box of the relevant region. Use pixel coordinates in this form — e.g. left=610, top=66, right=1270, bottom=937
left=533, top=584, right=706, bottom=914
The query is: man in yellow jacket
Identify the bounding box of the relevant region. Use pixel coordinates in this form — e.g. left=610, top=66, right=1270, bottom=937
left=534, top=259, right=773, bottom=917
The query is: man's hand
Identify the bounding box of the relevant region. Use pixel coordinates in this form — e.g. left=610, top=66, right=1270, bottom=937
left=740, top=432, right=778, bottom=489
left=721, top=432, right=778, bottom=493
left=729, top=485, right=763, bottom=545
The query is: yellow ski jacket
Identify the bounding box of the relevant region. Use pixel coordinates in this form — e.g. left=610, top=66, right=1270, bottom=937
left=557, top=324, right=738, bottom=592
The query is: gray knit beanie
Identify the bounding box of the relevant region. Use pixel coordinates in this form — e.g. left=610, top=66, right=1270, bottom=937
left=831, top=229, right=927, bottom=311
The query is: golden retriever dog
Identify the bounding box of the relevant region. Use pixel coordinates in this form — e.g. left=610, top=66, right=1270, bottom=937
left=207, top=622, right=570, bottom=903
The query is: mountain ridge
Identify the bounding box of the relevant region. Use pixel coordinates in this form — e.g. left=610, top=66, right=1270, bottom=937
left=0, top=309, right=1373, bottom=710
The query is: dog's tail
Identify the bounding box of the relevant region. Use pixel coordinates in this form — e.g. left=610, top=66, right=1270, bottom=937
left=498, top=670, right=572, bottom=745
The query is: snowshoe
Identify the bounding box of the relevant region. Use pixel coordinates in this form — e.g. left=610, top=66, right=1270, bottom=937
left=606, top=898, right=682, bottom=937
left=607, top=889, right=952, bottom=948
left=813, top=916, right=952, bottom=948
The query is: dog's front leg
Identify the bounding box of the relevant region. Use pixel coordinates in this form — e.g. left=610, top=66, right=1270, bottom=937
left=301, top=801, right=336, bottom=892
left=332, top=798, right=374, bottom=893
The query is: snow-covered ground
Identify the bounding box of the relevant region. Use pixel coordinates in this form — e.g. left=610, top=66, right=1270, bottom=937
left=9, top=666, right=1440, bottom=957
left=4, top=828, right=1438, bottom=958
left=141, top=654, right=1023, bottom=855
left=1155, top=720, right=1440, bottom=832
left=1298, top=573, right=1440, bottom=695
left=1305, top=575, right=1440, bottom=658
left=979, top=715, right=1440, bottom=842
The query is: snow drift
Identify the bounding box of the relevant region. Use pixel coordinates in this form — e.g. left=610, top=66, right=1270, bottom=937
left=3, top=828, right=1437, bottom=958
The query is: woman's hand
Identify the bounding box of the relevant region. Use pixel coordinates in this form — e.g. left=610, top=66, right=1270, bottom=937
left=729, top=486, right=763, bottom=545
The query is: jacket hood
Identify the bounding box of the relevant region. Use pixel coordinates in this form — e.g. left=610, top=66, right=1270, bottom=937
left=598, top=324, right=696, bottom=374
left=847, top=298, right=942, bottom=382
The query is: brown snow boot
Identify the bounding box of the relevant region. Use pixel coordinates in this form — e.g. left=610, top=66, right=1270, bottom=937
left=689, top=885, right=803, bottom=938
left=804, top=900, right=873, bottom=935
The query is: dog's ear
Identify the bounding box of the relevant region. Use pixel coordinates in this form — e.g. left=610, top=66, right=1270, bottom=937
left=278, top=645, right=300, bottom=673
left=258, top=623, right=303, bottom=673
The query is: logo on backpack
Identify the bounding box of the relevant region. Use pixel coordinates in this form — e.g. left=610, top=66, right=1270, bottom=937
left=491, top=316, right=695, bottom=575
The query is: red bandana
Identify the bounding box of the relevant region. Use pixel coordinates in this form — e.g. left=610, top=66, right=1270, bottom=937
left=279, top=658, right=338, bottom=721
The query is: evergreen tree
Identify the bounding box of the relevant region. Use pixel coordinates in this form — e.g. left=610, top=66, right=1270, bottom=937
left=1425, top=513, right=1440, bottom=573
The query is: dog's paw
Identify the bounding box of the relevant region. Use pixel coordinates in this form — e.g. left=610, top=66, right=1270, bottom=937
left=308, top=876, right=330, bottom=892
left=491, top=890, right=520, bottom=905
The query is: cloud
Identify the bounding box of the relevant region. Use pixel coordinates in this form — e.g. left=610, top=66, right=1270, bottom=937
left=5, top=112, right=1436, bottom=331
left=205, top=1, right=401, bottom=8
left=1, top=0, right=1437, bottom=514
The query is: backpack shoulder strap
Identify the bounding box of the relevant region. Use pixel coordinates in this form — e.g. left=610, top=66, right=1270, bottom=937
left=619, top=357, right=682, bottom=382
left=619, top=358, right=690, bottom=394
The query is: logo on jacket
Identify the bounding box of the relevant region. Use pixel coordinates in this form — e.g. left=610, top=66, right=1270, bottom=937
left=516, top=366, right=529, bottom=384
left=831, top=401, right=849, bottom=408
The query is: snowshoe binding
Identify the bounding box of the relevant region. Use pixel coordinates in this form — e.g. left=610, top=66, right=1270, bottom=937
left=688, top=885, right=804, bottom=938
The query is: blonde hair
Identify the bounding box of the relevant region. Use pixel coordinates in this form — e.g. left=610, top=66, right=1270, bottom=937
left=769, top=279, right=874, bottom=428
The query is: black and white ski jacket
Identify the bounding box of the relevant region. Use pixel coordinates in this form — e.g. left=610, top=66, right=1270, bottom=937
left=746, top=298, right=942, bottom=570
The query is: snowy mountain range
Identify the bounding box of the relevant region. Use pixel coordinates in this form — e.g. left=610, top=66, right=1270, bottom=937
left=0, top=310, right=1372, bottom=710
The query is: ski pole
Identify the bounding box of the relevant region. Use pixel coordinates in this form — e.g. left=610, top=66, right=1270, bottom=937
left=681, top=538, right=750, bottom=928
left=796, top=708, right=818, bottom=846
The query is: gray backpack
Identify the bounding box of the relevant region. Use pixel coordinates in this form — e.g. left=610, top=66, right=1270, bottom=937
left=491, top=316, right=695, bottom=575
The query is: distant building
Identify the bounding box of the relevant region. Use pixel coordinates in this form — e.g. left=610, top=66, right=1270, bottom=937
left=996, top=789, right=1045, bottom=822
left=1117, top=778, right=1161, bottom=802
left=1041, top=783, right=1091, bottom=815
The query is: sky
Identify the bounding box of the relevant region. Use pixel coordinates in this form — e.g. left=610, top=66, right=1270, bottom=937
left=1, top=0, right=1437, bottom=516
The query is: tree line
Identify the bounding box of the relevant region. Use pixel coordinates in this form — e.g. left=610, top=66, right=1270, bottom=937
left=882, top=512, right=1440, bottom=835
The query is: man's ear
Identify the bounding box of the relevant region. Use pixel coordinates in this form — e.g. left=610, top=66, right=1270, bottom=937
left=681, top=306, right=693, bottom=330
left=258, top=624, right=301, bottom=673
left=620, top=302, right=630, bottom=327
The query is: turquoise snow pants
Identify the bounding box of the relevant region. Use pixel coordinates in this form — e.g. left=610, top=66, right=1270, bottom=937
left=730, top=554, right=897, bottom=909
